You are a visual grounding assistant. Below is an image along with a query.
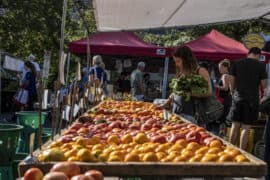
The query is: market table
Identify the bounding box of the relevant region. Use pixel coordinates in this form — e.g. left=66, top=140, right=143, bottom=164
left=18, top=101, right=267, bottom=179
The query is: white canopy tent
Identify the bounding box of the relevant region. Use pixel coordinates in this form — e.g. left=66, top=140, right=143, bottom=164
left=93, top=0, right=270, bottom=32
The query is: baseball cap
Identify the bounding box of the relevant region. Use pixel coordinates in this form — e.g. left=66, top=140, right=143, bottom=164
left=28, top=54, right=36, bottom=61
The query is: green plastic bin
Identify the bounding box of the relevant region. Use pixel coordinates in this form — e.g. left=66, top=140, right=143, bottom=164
left=0, top=124, right=23, bottom=166
left=0, top=166, right=12, bottom=180
left=16, top=111, right=47, bottom=153
left=16, top=111, right=46, bottom=129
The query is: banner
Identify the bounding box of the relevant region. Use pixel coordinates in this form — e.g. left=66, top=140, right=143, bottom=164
left=3, top=55, right=24, bottom=72
left=59, top=52, right=67, bottom=85
left=42, top=51, right=51, bottom=79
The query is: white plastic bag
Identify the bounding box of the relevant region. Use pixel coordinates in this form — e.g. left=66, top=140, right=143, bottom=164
left=14, top=88, right=29, bottom=106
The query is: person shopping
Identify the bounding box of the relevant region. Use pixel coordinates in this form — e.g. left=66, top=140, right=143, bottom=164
left=131, top=62, right=146, bottom=101
left=159, top=46, right=212, bottom=123
left=228, top=47, right=267, bottom=151
left=216, top=59, right=232, bottom=126
left=21, top=61, right=37, bottom=111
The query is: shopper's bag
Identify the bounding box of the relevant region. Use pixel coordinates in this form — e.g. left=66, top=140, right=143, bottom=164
left=216, top=88, right=224, bottom=104
left=13, top=88, right=29, bottom=106
left=194, top=96, right=224, bottom=123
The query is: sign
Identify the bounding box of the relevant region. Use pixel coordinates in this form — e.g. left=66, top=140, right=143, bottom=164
left=59, top=52, right=67, bottom=85
left=156, top=49, right=166, bottom=55
left=42, top=51, right=51, bottom=79
left=244, top=34, right=265, bottom=49
left=3, top=55, right=24, bottom=72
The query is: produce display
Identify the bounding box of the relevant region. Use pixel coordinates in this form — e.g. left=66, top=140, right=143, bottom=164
left=169, top=75, right=208, bottom=101
left=38, top=100, right=249, bottom=163
left=24, top=162, right=104, bottom=180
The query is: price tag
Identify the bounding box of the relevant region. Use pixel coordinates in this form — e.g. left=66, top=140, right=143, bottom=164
left=73, top=104, right=80, bottom=117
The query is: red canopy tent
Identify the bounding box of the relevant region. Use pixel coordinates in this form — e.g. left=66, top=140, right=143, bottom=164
left=184, top=29, right=270, bottom=62
left=69, top=31, right=170, bottom=58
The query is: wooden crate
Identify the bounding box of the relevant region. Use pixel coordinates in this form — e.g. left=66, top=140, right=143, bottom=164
left=18, top=114, right=267, bottom=178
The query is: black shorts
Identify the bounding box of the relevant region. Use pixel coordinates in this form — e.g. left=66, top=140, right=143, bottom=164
left=227, top=99, right=259, bottom=125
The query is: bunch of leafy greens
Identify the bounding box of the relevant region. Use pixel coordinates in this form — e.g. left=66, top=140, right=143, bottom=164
left=169, top=74, right=208, bottom=101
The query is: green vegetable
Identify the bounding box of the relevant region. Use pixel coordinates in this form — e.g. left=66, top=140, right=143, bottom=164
left=169, top=74, right=208, bottom=101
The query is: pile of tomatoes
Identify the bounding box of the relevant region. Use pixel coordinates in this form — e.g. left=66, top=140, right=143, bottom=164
left=39, top=100, right=249, bottom=163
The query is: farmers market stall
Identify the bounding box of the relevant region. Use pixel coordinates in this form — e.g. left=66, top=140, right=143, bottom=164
left=182, top=29, right=270, bottom=62
left=19, top=100, right=267, bottom=179
left=69, top=31, right=172, bottom=98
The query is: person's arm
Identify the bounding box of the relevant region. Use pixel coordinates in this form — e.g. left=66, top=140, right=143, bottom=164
left=229, top=62, right=237, bottom=95
left=158, top=93, right=174, bottom=109
left=216, top=74, right=230, bottom=91
left=259, top=64, right=268, bottom=90
left=89, top=68, right=95, bottom=85
left=229, top=76, right=235, bottom=95
left=261, top=79, right=267, bottom=90
left=192, top=67, right=212, bottom=97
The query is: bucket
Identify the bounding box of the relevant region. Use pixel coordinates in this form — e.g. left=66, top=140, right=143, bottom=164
left=0, top=124, right=23, bottom=165
left=16, top=111, right=47, bottom=129
left=16, top=111, right=47, bottom=153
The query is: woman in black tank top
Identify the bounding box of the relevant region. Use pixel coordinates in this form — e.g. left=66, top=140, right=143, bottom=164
left=217, top=60, right=232, bottom=125
left=159, top=46, right=213, bottom=124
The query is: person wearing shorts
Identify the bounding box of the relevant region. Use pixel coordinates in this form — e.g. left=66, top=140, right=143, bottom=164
left=228, top=47, right=267, bottom=150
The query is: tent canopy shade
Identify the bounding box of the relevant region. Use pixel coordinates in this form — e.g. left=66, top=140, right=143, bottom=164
left=69, top=32, right=171, bottom=58
left=183, top=30, right=270, bottom=62
left=93, top=0, right=270, bottom=32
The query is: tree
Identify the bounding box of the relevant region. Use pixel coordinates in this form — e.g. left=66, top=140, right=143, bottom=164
left=0, top=0, right=96, bottom=84
left=138, top=20, right=270, bottom=47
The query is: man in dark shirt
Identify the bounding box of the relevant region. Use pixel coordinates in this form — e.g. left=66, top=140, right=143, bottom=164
left=228, top=47, right=267, bottom=150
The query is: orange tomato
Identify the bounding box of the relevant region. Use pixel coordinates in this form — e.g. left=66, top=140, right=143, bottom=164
left=201, top=154, right=218, bottom=162
left=168, top=145, right=184, bottom=154
left=108, top=155, right=122, bottom=162
left=124, top=153, right=140, bottom=162
left=189, top=154, right=203, bottom=162
left=173, top=155, right=188, bottom=162
left=234, top=154, right=249, bottom=162
left=228, top=149, right=241, bottom=157
left=181, top=149, right=195, bottom=158
left=209, top=140, right=223, bottom=148
left=207, top=147, right=222, bottom=154
left=175, top=139, right=188, bottom=147
left=195, top=147, right=209, bottom=155
left=186, top=142, right=200, bottom=151
left=218, top=154, right=234, bottom=162
left=156, top=152, right=167, bottom=160
left=142, top=152, right=158, bottom=162
left=107, top=135, right=120, bottom=145
left=121, top=134, right=133, bottom=144
left=134, top=133, right=149, bottom=144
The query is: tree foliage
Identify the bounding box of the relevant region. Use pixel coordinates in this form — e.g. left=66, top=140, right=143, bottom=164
left=0, top=0, right=96, bottom=84
left=138, top=21, right=270, bottom=47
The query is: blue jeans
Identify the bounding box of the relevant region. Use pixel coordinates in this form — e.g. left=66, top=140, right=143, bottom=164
left=265, top=117, right=270, bottom=180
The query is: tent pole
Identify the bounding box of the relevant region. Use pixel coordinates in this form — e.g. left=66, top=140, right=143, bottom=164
left=162, top=57, right=169, bottom=99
